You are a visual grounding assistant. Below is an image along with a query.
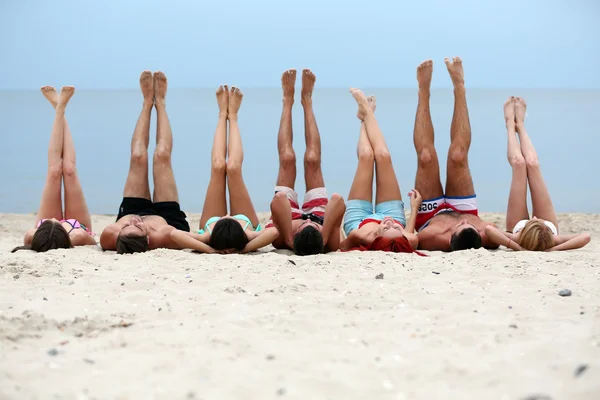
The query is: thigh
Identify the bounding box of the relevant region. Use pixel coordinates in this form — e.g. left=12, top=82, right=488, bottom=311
left=63, top=170, right=92, bottom=231
left=123, top=158, right=151, bottom=200
left=304, top=162, right=325, bottom=192
left=343, top=199, right=373, bottom=237
left=347, top=158, right=374, bottom=203
left=36, top=173, right=64, bottom=224
left=152, top=159, right=179, bottom=203
left=374, top=155, right=402, bottom=204
left=199, top=172, right=227, bottom=228
left=527, top=168, right=557, bottom=227
left=227, top=172, right=259, bottom=228
left=414, top=148, right=444, bottom=200
left=445, top=157, right=475, bottom=198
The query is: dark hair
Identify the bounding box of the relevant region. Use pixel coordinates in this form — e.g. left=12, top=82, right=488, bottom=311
left=293, top=226, right=324, bottom=255
left=116, top=232, right=149, bottom=254
left=12, top=220, right=73, bottom=253
left=450, top=227, right=482, bottom=251
left=344, top=236, right=426, bottom=256
left=210, top=218, right=249, bottom=251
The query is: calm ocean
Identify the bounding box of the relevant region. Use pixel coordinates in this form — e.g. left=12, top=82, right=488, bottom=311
left=1, top=88, right=599, bottom=214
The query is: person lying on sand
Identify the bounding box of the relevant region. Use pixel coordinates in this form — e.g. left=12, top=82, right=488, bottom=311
left=484, top=97, right=591, bottom=251
left=169, top=86, right=279, bottom=254
left=100, top=71, right=190, bottom=254
left=339, top=91, right=423, bottom=254
left=13, top=86, right=97, bottom=253
left=266, top=69, right=346, bottom=255
left=411, top=58, right=498, bottom=252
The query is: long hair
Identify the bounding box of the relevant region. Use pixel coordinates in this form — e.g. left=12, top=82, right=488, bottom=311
left=210, top=218, right=249, bottom=251
left=12, top=220, right=73, bottom=253
left=345, top=236, right=426, bottom=256
left=518, top=219, right=554, bottom=251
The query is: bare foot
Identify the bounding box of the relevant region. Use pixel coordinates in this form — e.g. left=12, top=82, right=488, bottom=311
left=57, top=86, right=75, bottom=110
left=444, top=57, right=464, bottom=88
left=281, top=69, right=296, bottom=103
left=41, top=86, right=58, bottom=109
left=367, top=95, right=376, bottom=112
left=301, top=69, right=316, bottom=104
left=504, top=96, right=516, bottom=124
left=515, top=97, right=527, bottom=124
left=153, top=71, right=167, bottom=106
left=140, top=71, right=154, bottom=104
left=350, top=88, right=370, bottom=120
left=216, top=85, right=229, bottom=115
left=417, top=60, right=433, bottom=90
left=228, top=86, right=243, bottom=117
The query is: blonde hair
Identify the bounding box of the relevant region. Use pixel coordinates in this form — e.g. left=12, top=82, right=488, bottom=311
left=518, top=220, right=554, bottom=251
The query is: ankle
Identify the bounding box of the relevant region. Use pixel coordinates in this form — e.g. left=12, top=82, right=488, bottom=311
left=228, top=113, right=238, bottom=121
left=219, top=111, right=228, bottom=118
left=301, top=96, right=312, bottom=107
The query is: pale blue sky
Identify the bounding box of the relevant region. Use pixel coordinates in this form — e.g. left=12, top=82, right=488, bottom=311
left=1, top=0, right=599, bottom=89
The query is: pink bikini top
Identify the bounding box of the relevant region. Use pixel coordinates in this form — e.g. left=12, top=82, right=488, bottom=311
left=37, top=219, right=93, bottom=235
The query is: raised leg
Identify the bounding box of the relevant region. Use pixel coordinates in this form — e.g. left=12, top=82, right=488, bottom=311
left=226, top=87, right=260, bottom=227
left=122, top=71, right=153, bottom=200
left=504, top=97, right=529, bottom=231
left=350, top=89, right=403, bottom=203
left=199, top=85, right=228, bottom=228
left=347, top=96, right=375, bottom=202
left=444, top=57, right=475, bottom=197
left=275, top=69, right=297, bottom=188
left=152, top=72, right=179, bottom=203
left=35, top=86, right=72, bottom=225
left=57, top=90, right=93, bottom=230
left=515, top=97, right=557, bottom=226
left=413, top=60, right=444, bottom=199
left=301, top=69, right=325, bottom=191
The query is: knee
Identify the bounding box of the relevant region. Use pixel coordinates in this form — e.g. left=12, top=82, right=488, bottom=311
left=212, top=157, right=226, bottom=175
left=449, top=145, right=468, bottom=166
left=48, top=162, right=63, bottom=180
left=418, top=147, right=435, bottom=167
left=153, top=145, right=171, bottom=165
left=62, top=161, right=77, bottom=178
left=304, top=150, right=321, bottom=170
left=357, top=146, right=374, bottom=164
left=374, top=148, right=392, bottom=164
left=226, top=159, right=242, bottom=176
left=131, top=150, right=148, bottom=168
left=509, top=154, right=526, bottom=170
left=525, top=156, right=540, bottom=170
left=279, top=150, right=296, bottom=169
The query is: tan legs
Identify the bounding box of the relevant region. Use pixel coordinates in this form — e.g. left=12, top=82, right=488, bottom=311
left=413, top=60, right=444, bottom=200
left=122, top=71, right=153, bottom=200
left=199, top=85, right=228, bottom=228
left=504, top=97, right=529, bottom=230
left=35, top=86, right=74, bottom=225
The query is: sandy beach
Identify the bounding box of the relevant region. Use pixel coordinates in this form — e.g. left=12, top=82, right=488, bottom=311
left=0, top=211, right=598, bottom=400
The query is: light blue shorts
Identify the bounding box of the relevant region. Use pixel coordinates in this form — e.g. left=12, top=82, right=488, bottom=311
left=343, top=199, right=406, bottom=237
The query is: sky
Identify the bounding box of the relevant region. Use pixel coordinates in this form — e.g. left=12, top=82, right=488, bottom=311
left=1, top=0, right=599, bottom=90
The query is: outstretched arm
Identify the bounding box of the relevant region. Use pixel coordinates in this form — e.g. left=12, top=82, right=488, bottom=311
left=484, top=225, right=522, bottom=251
left=100, top=224, right=120, bottom=250
left=242, top=227, right=279, bottom=253
left=321, top=194, right=346, bottom=250
left=339, top=229, right=372, bottom=251
left=547, top=233, right=591, bottom=251
left=169, top=230, right=216, bottom=253
left=270, top=193, right=294, bottom=248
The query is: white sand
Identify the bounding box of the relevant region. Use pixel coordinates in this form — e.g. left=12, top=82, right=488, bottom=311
left=0, top=212, right=598, bottom=400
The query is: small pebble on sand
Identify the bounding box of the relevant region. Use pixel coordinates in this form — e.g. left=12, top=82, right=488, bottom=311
left=375, top=273, right=384, bottom=280
left=47, top=348, right=58, bottom=356
left=558, top=289, right=572, bottom=297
